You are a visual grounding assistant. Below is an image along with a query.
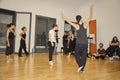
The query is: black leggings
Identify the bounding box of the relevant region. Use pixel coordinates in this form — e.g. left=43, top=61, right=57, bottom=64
left=18, top=39, right=29, bottom=56
left=63, top=42, right=68, bottom=54
left=48, top=41, right=55, bottom=61
left=74, top=44, right=88, bottom=71
left=106, top=46, right=119, bottom=57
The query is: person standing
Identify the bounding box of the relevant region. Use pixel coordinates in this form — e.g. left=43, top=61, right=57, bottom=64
left=18, top=27, right=29, bottom=57
left=6, top=23, right=16, bottom=62
left=48, top=24, right=58, bottom=66
left=62, top=5, right=93, bottom=72
left=62, top=31, right=68, bottom=54
left=68, top=30, right=75, bottom=57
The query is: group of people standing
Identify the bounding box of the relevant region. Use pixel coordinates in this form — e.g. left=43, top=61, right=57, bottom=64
left=6, top=23, right=29, bottom=62
left=48, top=5, right=93, bottom=72
left=62, top=31, right=75, bottom=57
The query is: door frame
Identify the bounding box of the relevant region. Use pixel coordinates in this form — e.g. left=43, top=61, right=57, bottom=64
left=35, top=15, right=56, bottom=53
left=16, top=12, right=32, bottom=53
left=0, top=8, right=16, bottom=52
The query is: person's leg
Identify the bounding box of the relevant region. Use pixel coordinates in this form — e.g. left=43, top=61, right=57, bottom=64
left=18, top=40, right=23, bottom=57
left=80, top=45, right=87, bottom=71
left=23, top=46, right=29, bottom=56
left=100, top=55, right=105, bottom=60
left=6, top=43, right=11, bottom=62
left=106, top=46, right=116, bottom=57
left=48, top=41, right=55, bottom=66
left=105, top=47, right=111, bottom=56
left=23, top=41, right=29, bottom=56
left=18, top=46, right=22, bottom=57
left=74, top=44, right=82, bottom=67
left=68, top=41, right=72, bottom=57
left=48, top=41, right=54, bottom=61
left=63, top=43, right=65, bottom=53
left=64, top=43, right=68, bottom=54
left=9, top=41, right=14, bottom=59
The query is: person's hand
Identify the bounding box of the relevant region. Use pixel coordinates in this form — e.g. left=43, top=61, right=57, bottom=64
left=51, top=42, right=54, bottom=47
left=61, top=11, right=65, bottom=20
left=7, top=43, right=10, bottom=47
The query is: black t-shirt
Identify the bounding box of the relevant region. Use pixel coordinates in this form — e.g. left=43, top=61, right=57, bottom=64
left=97, top=48, right=105, bottom=54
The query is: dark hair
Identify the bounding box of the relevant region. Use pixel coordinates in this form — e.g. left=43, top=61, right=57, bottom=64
left=76, top=15, right=82, bottom=24
left=99, top=43, right=103, bottom=46
left=112, top=36, right=119, bottom=43
left=52, top=24, right=58, bottom=28
left=7, top=23, right=15, bottom=28
left=21, top=26, right=26, bottom=31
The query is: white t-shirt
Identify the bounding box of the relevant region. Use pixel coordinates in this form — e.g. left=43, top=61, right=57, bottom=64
left=48, top=29, right=56, bottom=43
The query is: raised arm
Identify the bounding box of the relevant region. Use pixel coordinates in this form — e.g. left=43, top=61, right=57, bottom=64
left=84, top=5, right=93, bottom=28
left=62, top=12, right=78, bottom=30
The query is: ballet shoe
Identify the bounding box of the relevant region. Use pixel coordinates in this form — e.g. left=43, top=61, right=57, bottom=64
left=49, top=61, right=54, bottom=66
left=77, top=66, right=83, bottom=72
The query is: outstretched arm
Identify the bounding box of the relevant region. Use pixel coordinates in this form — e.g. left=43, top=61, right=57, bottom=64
left=62, top=12, right=79, bottom=30
left=84, top=5, right=93, bottom=28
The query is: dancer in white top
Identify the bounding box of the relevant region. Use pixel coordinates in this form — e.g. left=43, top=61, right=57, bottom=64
left=48, top=24, right=58, bottom=66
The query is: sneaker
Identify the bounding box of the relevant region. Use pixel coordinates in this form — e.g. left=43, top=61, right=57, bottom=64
left=77, top=66, right=83, bottom=72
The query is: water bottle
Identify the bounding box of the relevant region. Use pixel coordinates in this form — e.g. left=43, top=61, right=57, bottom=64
left=32, top=47, right=35, bottom=53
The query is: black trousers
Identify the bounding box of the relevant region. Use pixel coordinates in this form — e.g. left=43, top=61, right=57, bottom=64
left=63, top=42, right=68, bottom=54
left=48, top=41, right=55, bottom=61
left=106, top=46, right=119, bottom=57
left=74, top=44, right=88, bottom=71
left=18, top=39, right=29, bottom=56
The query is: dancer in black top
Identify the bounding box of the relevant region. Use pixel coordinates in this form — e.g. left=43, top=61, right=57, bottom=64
left=18, top=27, right=29, bottom=57
left=62, top=31, right=68, bottom=54
left=6, top=23, right=16, bottom=62
left=62, top=5, right=93, bottom=72
left=68, top=30, right=75, bottom=57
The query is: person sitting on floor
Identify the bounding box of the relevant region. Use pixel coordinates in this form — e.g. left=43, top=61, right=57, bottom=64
left=97, top=43, right=106, bottom=59
left=93, top=43, right=106, bottom=59
left=106, top=36, right=119, bottom=60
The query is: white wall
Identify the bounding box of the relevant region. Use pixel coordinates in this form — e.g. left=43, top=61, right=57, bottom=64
left=1, top=0, right=120, bottom=52
left=77, top=0, right=120, bottom=49
left=0, top=1, right=1, bottom=8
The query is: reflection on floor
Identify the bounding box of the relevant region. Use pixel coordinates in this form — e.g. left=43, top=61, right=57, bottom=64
left=0, top=53, right=120, bottom=80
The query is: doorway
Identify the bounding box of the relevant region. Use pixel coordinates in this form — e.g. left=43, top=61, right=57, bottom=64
left=35, top=15, right=56, bottom=53
left=0, top=8, right=16, bottom=53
